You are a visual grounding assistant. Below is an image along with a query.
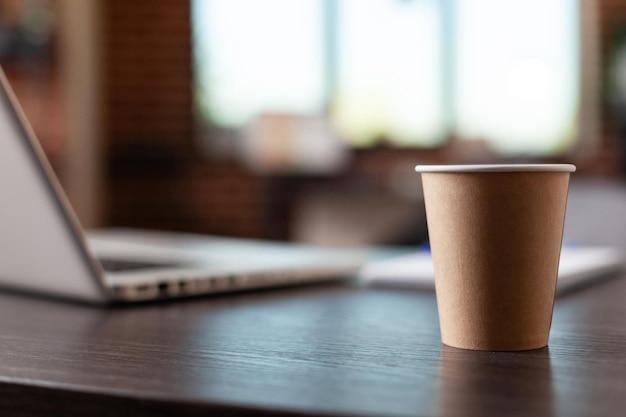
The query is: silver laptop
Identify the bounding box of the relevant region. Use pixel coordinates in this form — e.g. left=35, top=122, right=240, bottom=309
left=0, top=69, right=363, bottom=304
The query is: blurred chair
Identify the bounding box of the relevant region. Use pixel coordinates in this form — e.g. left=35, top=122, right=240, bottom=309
left=564, top=179, right=626, bottom=248
left=292, top=190, right=427, bottom=246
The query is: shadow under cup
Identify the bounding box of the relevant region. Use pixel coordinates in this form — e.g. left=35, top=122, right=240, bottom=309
left=416, top=164, right=576, bottom=351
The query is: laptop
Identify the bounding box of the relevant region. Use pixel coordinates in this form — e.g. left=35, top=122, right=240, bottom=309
left=0, top=69, right=363, bottom=304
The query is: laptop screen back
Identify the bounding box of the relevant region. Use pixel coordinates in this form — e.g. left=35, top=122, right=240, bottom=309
left=0, top=71, right=108, bottom=303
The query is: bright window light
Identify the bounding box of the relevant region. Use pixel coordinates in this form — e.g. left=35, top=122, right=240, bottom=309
left=454, top=0, right=579, bottom=155
left=333, top=0, right=445, bottom=147
left=193, top=0, right=581, bottom=156
left=193, top=0, right=326, bottom=128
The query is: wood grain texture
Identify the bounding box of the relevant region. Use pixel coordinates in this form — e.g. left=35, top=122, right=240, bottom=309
left=0, top=273, right=625, bottom=416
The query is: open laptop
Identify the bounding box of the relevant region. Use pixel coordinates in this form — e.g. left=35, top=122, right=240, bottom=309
left=0, top=69, right=363, bottom=304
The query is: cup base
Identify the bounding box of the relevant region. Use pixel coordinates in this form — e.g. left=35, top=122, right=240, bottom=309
left=441, top=340, right=549, bottom=352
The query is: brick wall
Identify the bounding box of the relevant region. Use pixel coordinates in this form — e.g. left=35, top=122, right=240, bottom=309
left=101, top=0, right=274, bottom=237
left=103, top=0, right=195, bottom=232
left=595, top=0, right=626, bottom=176
left=102, top=0, right=192, bottom=149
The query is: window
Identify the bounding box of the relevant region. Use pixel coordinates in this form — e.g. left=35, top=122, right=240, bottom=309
left=193, top=0, right=582, bottom=156
left=334, top=0, right=445, bottom=147
left=454, top=0, right=579, bottom=155
left=194, top=0, right=326, bottom=128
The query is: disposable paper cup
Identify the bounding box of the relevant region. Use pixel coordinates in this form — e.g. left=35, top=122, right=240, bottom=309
left=415, top=164, right=576, bottom=351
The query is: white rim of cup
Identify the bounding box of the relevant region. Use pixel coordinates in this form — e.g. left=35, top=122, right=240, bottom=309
left=414, top=164, right=576, bottom=173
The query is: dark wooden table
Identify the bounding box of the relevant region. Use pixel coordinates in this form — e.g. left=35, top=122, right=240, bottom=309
left=0, top=268, right=625, bottom=417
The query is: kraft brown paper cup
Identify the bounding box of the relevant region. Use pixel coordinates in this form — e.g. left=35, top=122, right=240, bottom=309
left=415, top=164, right=576, bottom=351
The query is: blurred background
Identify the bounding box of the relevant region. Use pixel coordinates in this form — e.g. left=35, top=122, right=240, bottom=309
left=1, top=0, right=625, bottom=247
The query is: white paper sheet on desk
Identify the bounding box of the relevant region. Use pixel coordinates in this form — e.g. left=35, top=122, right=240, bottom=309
left=360, top=247, right=624, bottom=295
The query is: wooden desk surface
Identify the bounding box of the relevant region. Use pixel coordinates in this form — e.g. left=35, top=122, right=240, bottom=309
left=0, top=272, right=625, bottom=417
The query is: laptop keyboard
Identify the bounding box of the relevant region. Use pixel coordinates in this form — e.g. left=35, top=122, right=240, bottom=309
left=99, top=258, right=178, bottom=272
